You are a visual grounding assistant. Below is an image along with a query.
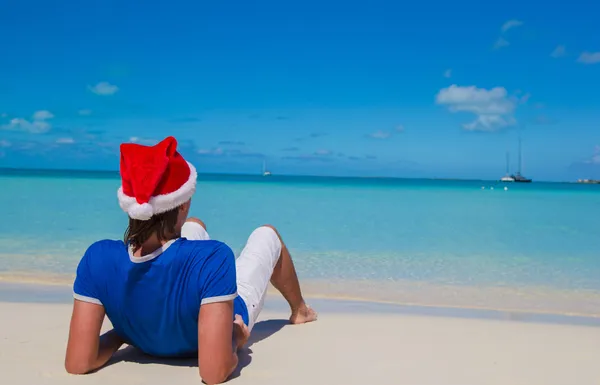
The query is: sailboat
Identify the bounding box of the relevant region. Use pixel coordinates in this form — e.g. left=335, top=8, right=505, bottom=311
left=510, top=136, right=532, bottom=183
left=500, top=152, right=515, bottom=182
left=262, top=159, right=271, bottom=177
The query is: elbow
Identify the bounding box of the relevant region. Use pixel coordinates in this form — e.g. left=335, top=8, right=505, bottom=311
left=199, top=367, right=232, bottom=385
left=200, top=374, right=228, bottom=385
left=198, top=346, right=238, bottom=383
left=199, top=372, right=228, bottom=385
left=65, top=364, right=89, bottom=375
left=65, top=358, right=92, bottom=375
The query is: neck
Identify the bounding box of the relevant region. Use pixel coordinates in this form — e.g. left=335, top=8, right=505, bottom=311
left=132, top=232, right=177, bottom=257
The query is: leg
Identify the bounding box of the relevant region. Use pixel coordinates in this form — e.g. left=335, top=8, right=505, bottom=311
left=235, top=225, right=316, bottom=331
left=266, top=226, right=317, bottom=324
left=180, top=217, right=210, bottom=241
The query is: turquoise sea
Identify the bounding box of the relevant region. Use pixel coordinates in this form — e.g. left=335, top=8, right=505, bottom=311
left=1, top=169, right=600, bottom=316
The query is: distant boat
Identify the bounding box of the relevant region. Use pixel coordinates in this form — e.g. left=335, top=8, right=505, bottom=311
left=500, top=151, right=515, bottom=182
left=511, top=172, right=532, bottom=183
left=510, top=136, right=532, bottom=183
left=262, top=160, right=271, bottom=177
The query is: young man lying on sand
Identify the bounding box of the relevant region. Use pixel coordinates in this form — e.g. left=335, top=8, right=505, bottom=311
left=65, top=136, right=317, bottom=384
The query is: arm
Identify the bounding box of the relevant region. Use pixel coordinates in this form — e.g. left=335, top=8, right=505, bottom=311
left=196, top=242, right=245, bottom=383
left=65, top=300, right=124, bottom=374
left=198, top=300, right=238, bottom=384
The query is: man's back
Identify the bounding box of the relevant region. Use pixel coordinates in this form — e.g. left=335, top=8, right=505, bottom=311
left=73, top=238, right=244, bottom=357
left=65, top=137, right=314, bottom=383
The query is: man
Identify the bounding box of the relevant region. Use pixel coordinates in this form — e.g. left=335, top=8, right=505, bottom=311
left=65, top=136, right=317, bottom=384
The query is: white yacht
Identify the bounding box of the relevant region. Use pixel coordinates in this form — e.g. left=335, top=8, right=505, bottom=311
left=500, top=152, right=514, bottom=182
left=501, top=138, right=532, bottom=183
left=262, top=160, right=271, bottom=177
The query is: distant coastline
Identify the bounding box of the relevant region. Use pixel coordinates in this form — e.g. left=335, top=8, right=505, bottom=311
left=577, top=179, right=600, bottom=184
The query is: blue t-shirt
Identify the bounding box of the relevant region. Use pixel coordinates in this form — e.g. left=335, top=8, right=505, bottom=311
left=73, top=238, right=249, bottom=357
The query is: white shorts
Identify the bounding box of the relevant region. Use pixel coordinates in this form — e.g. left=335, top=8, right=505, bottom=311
left=181, top=222, right=282, bottom=331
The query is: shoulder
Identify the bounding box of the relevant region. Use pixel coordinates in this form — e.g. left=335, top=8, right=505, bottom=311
left=177, top=239, right=234, bottom=259
left=85, top=239, right=126, bottom=255
left=182, top=241, right=238, bottom=303
left=80, top=240, right=126, bottom=265
left=176, top=239, right=235, bottom=270
left=74, top=240, right=125, bottom=303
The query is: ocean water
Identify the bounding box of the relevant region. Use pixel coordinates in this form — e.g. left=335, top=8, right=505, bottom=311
left=1, top=169, right=600, bottom=315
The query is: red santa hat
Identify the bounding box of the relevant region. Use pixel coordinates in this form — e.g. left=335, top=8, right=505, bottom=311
left=117, top=136, right=197, bottom=220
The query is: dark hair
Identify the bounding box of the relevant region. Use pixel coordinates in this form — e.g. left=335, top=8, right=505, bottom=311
left=124, top=207, right=180, bottom=252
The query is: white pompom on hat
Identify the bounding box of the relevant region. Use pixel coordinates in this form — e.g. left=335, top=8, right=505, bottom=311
left=117, top=136, right=197, bottom=220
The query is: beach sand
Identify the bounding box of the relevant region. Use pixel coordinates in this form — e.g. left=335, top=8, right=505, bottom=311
left=2, top=302, right=600, bottom=385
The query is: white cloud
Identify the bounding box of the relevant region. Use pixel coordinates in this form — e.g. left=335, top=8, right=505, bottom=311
left=1, top=109, right=55, bottom=133
left=494, top=37, right=510, bottom=49
left=368, top=130, right=392, bottom=139
left=436, top=85, right=514, bottom=114
left=462, top=115, right=513, bottom=131
left=129, top=136, right=158, bottom=146
left=32, top=110, right=54, bottom=121
left=368, top=126, right=404, bottom=139
left=584, top=146, right=600, bottom=164
left=0, top=140, right=11, bottom=148
left=314, top=149, right=332, bottom=156
left=198, top=147, right=224, bottom=155
left=501, top=19, right=523, bottom=33
left=1, top=118, right=51, bottom=133
left=444, top=69, right=452, bottom=78
left=577, top=52, right=600, bottom=64
left=197, top=147, right=265, bottom=159
left=520, top=92, right=531, bottom=104
left=550, top=45, right=566, bottom=58
left=1, top=113, right=7, bottom=118
left=56, top=137, right=75, bottom=144
left=89, top=81, right=119, bottom=95
left=494, top=20, right=523, bottom=50
left=78, top=109, right=92, bottom=116
left=436, top=84, right=516, bottom=132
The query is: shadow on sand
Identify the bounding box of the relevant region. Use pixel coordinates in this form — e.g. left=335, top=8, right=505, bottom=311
left=104, top=319, right=289, bottom=379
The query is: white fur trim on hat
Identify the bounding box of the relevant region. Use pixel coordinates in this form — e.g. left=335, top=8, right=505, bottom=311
left=126, top=202, right=154, bottom=221
left=117, top=162, right=197, bottom=220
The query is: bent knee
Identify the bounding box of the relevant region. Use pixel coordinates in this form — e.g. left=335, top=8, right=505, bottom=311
left=261, top=224, right=277, bottom=233
left=249, top=225, right=282, bottom=243
left=186, top=217, right=207, bottom=230
left=245, top=226, right=283, bottom=260
left=259, top=224, right=282, bottom=239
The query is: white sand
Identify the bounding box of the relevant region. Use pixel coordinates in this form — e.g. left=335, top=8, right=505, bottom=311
left=2, top=302, right=600, bottom=385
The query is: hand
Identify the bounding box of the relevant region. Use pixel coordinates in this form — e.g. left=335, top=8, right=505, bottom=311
left=232, top=315, right=250, bottom=350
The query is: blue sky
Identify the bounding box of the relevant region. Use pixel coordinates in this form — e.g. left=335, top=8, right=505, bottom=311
left=0, top=0, right=599, bottom=181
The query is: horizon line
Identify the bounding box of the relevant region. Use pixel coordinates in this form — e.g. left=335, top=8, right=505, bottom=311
left=0, top=166, right=586, bottom=184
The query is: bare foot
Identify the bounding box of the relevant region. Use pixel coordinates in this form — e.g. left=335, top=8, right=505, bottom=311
left=289, top=304, right=318, bottom=324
